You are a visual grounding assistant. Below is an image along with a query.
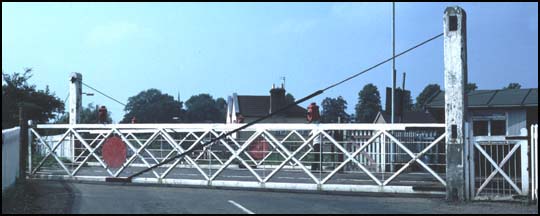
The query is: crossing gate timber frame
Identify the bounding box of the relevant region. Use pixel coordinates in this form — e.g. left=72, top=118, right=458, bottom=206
left=467, top=124, right=534, bottom=201
left=531, top=124, right=538, bottom=202
left=28, top=123, right=447, bottom=195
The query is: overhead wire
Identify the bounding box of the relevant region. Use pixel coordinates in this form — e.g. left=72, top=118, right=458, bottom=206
left=110, top=32, right=445, bottom=182
left=81, top=82, right=127, bottom=107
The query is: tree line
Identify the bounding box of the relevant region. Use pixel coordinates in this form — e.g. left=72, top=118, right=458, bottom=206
left=1, top=68, right=524, bottom=128
left=319, top=82, right=522, bottom=123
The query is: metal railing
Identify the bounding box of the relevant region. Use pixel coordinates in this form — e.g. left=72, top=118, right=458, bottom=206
left=29, top=123, right=446, bottom=195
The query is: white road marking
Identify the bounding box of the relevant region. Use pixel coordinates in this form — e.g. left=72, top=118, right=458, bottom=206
left=228, top=200, right=255, bottom=214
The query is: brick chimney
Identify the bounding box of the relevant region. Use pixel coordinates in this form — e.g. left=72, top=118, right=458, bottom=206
left=269, top=84, right=286, bottom=114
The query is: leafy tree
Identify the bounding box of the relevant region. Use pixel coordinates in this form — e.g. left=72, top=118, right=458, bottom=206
left=215, top=97, right=227, bottom=123
left=285, top=93, right=295, bottom=105
left=55, top=103, right=112, bottom=124
left=466, top=82, right=478, bottom=93
left=414, top=84, right=441, bottom=111
left=185, top=94, right=224, bottom=123
left=2, top=68, right=64, bottom=128
left=396, top=87, right=413, bottom=112
left=355, top=83, right=382, bottom=123
left=503, top=83, right=521, bottom=89
left=121, top=89, right=183, bottom=123
left=321, top=96, right=350, bottom=123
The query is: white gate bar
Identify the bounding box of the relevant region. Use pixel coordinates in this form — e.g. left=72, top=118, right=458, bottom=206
left=71, top=129, right=115, bottom=176
left=30, top=129, right=72, bottom=176
left=193, top=131, right=224, bottom=165
left=159, top=129, right=210, bottom=180
left=74, top=133, right=105, bottom=163
left=169, top=130, right=209, bottom=164
left=260, top=132, right=295, bottom=166
left=208, top=130, right=264, bottom=183
left=210, top=130, right=259, bottom=166
left=382, top=130, right=447, bottom=186
left=69, top=128, right=116, bottom=177
left=474, top=142, right=522, bottom=195
left=319, top=130, right=383, bottom=185
left=262, top=130, right=321, bottom=184
left=36, top=123, right=445, bottom=131
left=262, top=130, right=322, bottom=181
left=192, top=133, right=225, bottom=164
left=208, top=130, right=265, bottom=182
left=112, top=128, right=161, bottom=178
left=126, top=132, right=160, bottom=164
left=383, top=132, right=447, bottom=186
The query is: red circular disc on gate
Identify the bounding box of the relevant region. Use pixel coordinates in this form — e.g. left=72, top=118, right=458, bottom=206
left=248, top=138, right=269, bottom=160
left=102, top=136, right=127, bottom=168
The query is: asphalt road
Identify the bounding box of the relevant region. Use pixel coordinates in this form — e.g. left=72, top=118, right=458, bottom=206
left=3, top=179, right=538, bottom=214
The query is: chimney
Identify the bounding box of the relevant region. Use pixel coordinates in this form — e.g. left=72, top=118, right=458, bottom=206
left=269, top=84, right=286, bottom=114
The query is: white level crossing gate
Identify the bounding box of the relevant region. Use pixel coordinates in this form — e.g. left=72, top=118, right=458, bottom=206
left=468, top=125, right=536, bottom=201
left=29, top=123, right=447, bottom=195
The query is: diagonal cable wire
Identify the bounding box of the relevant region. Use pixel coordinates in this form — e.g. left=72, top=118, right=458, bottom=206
left=81, top=82, right=127, bottom=107
left=107, top=32, right=444, bottom=182
left=63, top=92, right=70, bottom=105
left=322, top=32, right=443, bottom=92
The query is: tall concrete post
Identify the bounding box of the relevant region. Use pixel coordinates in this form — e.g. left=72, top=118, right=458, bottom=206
left=69, top=73, right=82, bottom=163
left=444, top=6, right=468, bottom=201
left=69, top=73, right=82, bottom=125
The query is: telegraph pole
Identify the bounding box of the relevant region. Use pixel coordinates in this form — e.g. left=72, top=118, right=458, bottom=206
left=391, top=2, right=396, bottom=124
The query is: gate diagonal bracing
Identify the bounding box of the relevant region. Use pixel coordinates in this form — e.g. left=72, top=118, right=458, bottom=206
left=29, top=123, right=447, bottom=195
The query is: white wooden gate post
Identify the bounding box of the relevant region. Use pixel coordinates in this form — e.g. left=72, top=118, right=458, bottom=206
left=69, top=72, right=82, bottom=162
left=444, top=6, right=468, bottom=202
left=69, top=72, right=82, bottom=125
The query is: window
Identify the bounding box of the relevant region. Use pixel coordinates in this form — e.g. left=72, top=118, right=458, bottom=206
left=473, top=120, right=488, bottom=136
left=472, top=116, right=507, bottom=136
left=491, top=120, right=506, bottom=136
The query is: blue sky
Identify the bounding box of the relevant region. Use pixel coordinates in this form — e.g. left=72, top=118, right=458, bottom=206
left=2, top=2, right=538, bottom=123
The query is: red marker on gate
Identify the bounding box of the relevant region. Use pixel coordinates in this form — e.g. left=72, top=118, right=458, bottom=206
left=102, top=136, right=127, bottom=169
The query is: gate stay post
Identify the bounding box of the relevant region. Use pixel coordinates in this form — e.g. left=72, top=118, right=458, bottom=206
left=18, top=106, right=29, bottom=181
left=444, top=6, right=468, bottom=202
left=70, top=72, right=82, bottom=163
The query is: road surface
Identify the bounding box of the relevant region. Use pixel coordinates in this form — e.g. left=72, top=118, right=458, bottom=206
left=2, top=179, right=538, bottom=214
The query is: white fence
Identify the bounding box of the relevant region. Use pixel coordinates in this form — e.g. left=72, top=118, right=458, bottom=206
left=2, top=127, right=20, bottom=193
left=29, top=123, right=447, bottom=195
left=532, top=124, right=538, bottom=202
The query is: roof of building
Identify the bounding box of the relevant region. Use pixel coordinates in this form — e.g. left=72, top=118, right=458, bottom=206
left=375, top=111, right=437, bottom=123
left=425, top=88, right=538, bottom=109
left=236, top=95, right=306, bottom=118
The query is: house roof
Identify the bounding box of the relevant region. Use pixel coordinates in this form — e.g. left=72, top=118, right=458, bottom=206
left=236, top=95, right=306, bottom=118
left=375, top=111, right=437, bottom=123
left=425, top=88, right=538, bottom=109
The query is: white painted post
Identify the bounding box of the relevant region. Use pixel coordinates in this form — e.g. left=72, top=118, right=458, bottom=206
left=69, top=73, right=82, bottom=125
left=531, top=124, right=538, bottom=204
left=381, top=132, right=386, bottom=173
left=444, top=6, right=468, bottom=201
left=69, top=72, right=82, bottom=162
left=519, top=128, right=529, bottom=196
